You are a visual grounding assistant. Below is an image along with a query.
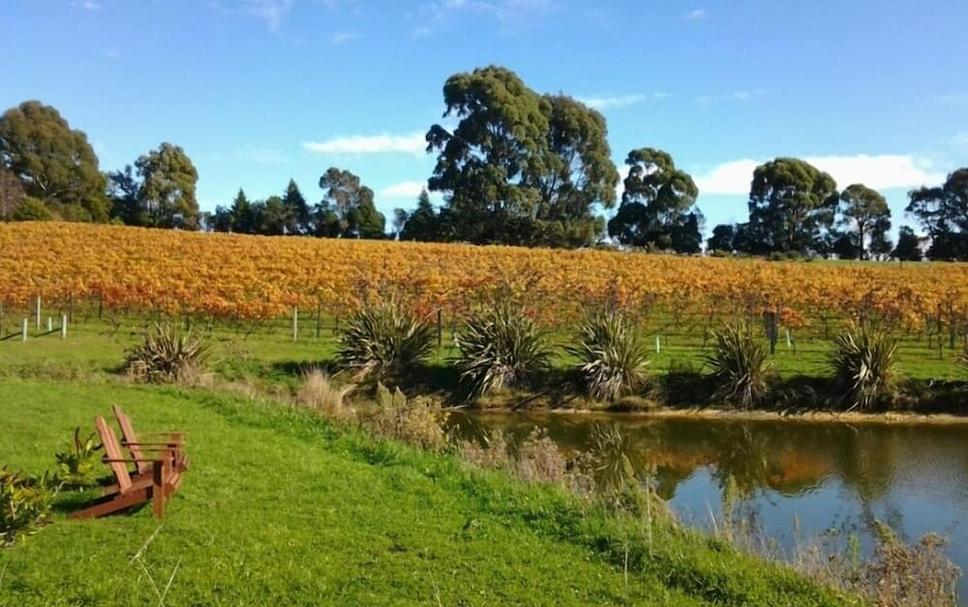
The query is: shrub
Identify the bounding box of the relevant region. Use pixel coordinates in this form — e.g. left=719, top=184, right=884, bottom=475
left=124, top=323, right=209, bottom=384
left=457, top=428, right=580, bottom=489
left=454, top=304, right=552, bottom=398
left=370, top=383, right=450, bottom=451
left=337, top=302, right=435, bottom=382
left=295, top=368, right=355, bottom=422
left=568, top=311, right=650, bottom=402
left=793, top=523, right=959, bottom=607
left=1, top=467, right=53, bottom=546
left=703, top=322, right=773, bottom=408
left=54, top=427, right=101, bottom=489
left=830, top=323, right=899, bottom=410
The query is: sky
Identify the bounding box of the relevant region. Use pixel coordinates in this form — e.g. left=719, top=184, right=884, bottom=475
left=1, top=0, right=967, bottom=235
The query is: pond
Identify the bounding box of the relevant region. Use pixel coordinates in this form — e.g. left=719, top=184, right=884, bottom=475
left=451, top=411, right=968, bottom=604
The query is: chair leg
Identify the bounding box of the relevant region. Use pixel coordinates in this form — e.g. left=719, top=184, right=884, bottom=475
left=152, top=459, right=170, bottom=519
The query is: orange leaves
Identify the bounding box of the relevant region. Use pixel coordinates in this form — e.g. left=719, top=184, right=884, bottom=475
left=0, top=222, right=966, bottom=325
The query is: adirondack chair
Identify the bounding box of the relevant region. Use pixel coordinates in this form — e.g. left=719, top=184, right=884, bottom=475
left=70, top=416, right=182, bottom=520
left=112, top=405, right=188, bottom=478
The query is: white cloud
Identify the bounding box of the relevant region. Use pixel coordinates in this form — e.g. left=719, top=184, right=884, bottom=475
left=330, top=32, right=357, bottom=44
left=302, top=132, right=427, bottom=155
left=382, top=181, right=427, bottom=198
left=578, top=92, right=669, bottom=110
left=72, top=0, right=102, bottom=10
left=695, top=155, right=946, bottom=195
left=685, top=8, right=707, bottom=19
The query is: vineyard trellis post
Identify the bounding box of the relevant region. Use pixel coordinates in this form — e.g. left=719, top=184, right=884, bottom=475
left=62, top=314, right=68, bottom=339
left=436, top=309, right=443, bottom=350
left=22, top=318, right=27, bottom=342
left=35, top=296, right=41, bottom=329
left=292, top=306, right=299, bottom=342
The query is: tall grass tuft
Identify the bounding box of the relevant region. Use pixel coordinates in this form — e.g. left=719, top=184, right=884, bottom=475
left=370, top=383, right=450, bottom=451
left=454, top=303, right=552, bottom=398
left=337, top=302, right=435, bottom=382
left=295, top=368, right=355, bottom=421
left=124, top=323, right=209, bottom=384
left=568, top=311, right=650, bottom=402
left=830, top=323, right=899, bottom=410
left=703, top=322, right=773, bottom=408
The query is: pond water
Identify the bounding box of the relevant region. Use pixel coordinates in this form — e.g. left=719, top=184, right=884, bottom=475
left=450, top=411, right=968, bottom=604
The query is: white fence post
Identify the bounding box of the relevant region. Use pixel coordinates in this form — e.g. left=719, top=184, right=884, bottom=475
left=292, top=306, right=298, bottom=342
left=22, top=318, right=28, bottom=342
left=35, top=296, right=41, bottom=329
left=62, top=314, right=68, bottom=339
left=47, top=317, right=53, bottom=332
left=655, top=335, right=661, bottom=354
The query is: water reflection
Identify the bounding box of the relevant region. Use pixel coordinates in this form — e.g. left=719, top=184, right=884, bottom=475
left=450, top=412, right=968, bottom=603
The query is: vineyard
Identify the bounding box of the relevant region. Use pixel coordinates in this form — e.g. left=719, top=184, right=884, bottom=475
left=1, top=222, right=967, bottom=331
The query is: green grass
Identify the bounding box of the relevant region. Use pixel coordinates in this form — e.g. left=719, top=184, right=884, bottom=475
left=0, top=381, right=855, bottom=606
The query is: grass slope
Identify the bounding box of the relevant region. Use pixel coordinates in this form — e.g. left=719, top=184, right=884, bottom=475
left=0, top=382, right=853, bottom=606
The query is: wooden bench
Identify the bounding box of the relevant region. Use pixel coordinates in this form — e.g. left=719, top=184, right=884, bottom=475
left=70, top=416, right=183, bottom=520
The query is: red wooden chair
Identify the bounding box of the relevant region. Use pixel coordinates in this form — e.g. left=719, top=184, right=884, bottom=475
left=112, top=404, right=188, bottom=478
left=70, top=417, right=183, bottom=520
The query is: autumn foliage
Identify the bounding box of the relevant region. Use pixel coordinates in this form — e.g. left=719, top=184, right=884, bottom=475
left=0, top=223, right=966, bottom=332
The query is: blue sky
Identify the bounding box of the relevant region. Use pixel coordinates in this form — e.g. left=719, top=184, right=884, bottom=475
left=2, top=0, right=967, bottom=234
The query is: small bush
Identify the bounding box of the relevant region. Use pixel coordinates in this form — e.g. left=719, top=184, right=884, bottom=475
left=703, top=322, right=773, bottom=408
left=295, top=368, right=355, bottom=422
left=337, top=302, right=435, bottom=382
left=568, top=311, right=650, bottom=402
left=370, top=383, right=449, bottom=451
left=454, top=304, right=552, bottom=398
left=54, top=427, right=101, bottom=489
left=124, top=323, right=209, bottom=384
left=793, top=523, right=959, bottom=607
left=830, top=323, right=899, bottom=410
left=1, top=467, right=53, bottom=546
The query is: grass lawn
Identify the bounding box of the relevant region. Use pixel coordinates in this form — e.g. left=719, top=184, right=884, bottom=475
left=0, top=381, right=854, bottom=606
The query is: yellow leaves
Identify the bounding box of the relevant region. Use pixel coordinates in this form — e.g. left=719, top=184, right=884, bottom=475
left=0, top=222, right=966, bottom=325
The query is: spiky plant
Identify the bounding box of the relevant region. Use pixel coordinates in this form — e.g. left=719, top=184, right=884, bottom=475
left=568, top=311, right=649, bottom=402
left=54, top=427, right=101, bottom=489
left=703, top=322, right=773, bottom=408
left=124, top=323, right=209, bottom=384
left=830, top=323, right=899, bottom=411
left=454, top=303, right=552, bottom=399
left=337, top=302, right=435, bottom=381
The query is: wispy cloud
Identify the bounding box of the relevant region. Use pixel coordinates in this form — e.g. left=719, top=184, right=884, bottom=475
left=382, top=181, right=427, bottom=198
left=578, top=92, right=669, bottom=110
left=685, top=8, right=707, bottom=20
left=330, top=31, right=357, bottom=44
left=224, top=0, right=295, bottom=31
left=695, top=154, right=946, bottom=195
left=302, top=132, right=427, bottom=155
left=236, top=146, right=290, bottom=165
left=696, top=89, right=767, bottom=105
left=71, top=0, right=102, bottom=10
left=415, top=0, right=559, bottom=36
left=950, top=133, right=968, bottom=146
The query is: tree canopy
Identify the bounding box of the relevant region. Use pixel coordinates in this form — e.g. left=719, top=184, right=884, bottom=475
left=0, top=100, right=108, bottom=221
left=316, top=167, right=385, bottom=239
left=426, top=66, right=617, bottom=247
left=607, top=148, right=702, bottom=252
left=838, top=183, right=891, bottom=259
left=746, top=157, right=838, bottom=254
left=907, top=168, right=968, bottom=260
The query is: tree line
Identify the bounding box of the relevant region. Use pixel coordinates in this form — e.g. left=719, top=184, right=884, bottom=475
left=1, top=66, right=966, bottom=260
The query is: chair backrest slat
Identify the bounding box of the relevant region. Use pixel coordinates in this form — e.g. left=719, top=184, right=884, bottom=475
left=113, top=405, right=149, bottom=476
left=95, top=416, right=132, bottom=494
